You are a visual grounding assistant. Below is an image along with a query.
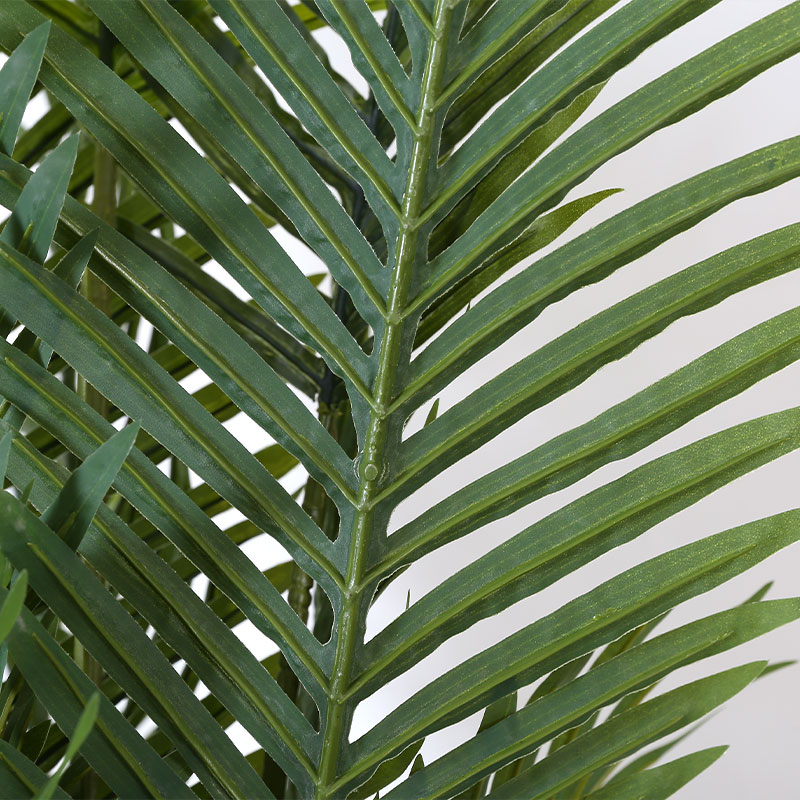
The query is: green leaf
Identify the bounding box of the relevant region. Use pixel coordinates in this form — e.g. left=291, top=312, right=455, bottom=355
left=585, top=747, right=727, bottom=799
left=11, top=98, right=73, bottom=166
left=0, top=357, right=330, bottom=710
left=397, top=221, right=800, bottom=493
left=36, top=693, right=100, bottom=800
left=348, top=739, right=425, bottom=800
left=41, top=423, right=139, bottom=551
left=0, top=568, right=26, bottom=644
left=0, top=157, right=337, bottom=482
left=440, top=0, right=619, bottom=154
left=117, top=217, right=323, bottom=396
left=363, top=406, right=800, bottom=689
left=0, top=20, right=49, bottom=155
left=90, top=0, right=388, bottom=326
left=0, top=740, right=70, bottom=800
left=379, top=596, right=794, bottom=799
left=1, top=1, right=798, bottom=796
left=484, top=664, right=760, bottom=799
left=347, top=512, right=800, bottom=785
left=384, top=305, right=800, bottom=567
left=24, top=229, right=98, bottom=367
left=0, top=490, right=269, bottom=799
left=589, top=722, right=705, bottom=792
left=429, top=81, right=608, bottom=250
left=210, top=0, right=401, bottom=230
left=406, top=136, right=800, bottom=413
left=420, top=5, right=800, bottom=309
left=433, top=0, right=720, bottom=230
left=0, top=430, right=10, bottom=480
left=0, top=134, right=77, bottom=264
left=418, top=187, right=620, bottom=348
left=0, top=244, right=344, bottom=587
left=478, top=693, right=517, bottom=734
left=2, top=230, right=98, bottom=431
left=443, top=0, right=578, bottom=103
left=0, top=2, right=373, bottom=395
left=0, top=585, right=194, bottom=799
left=423, top=398, right=440, bottom=427
left=2, top=433, right=318, bottom=792
left=313, top=0, right=417, bottom=135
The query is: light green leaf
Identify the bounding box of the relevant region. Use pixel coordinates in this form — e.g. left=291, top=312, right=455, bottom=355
left=416, top=187, right=621, bottom=349
left=348, top=739, right=425, bottom=800
left=36, top=693, right=100, bottom=800
left=0, top=568, right=26, bottom=644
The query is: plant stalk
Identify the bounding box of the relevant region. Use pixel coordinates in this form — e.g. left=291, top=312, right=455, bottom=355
left=314, top=2, right=454, bottom=795
left=78, top=23, right=116, bottom=800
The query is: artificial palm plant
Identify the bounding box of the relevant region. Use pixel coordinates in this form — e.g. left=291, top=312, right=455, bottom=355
left=0, top=0, right=799, bottom=797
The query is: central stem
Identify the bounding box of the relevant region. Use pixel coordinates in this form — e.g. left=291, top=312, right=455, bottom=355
left=314, top=3, right=453, bottom=796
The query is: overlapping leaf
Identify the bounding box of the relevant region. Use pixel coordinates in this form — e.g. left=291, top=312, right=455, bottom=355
left=0, top=0, right=799, bottom=797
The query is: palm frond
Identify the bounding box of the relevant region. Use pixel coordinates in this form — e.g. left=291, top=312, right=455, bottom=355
left=0, top=1, right=798, bottom=798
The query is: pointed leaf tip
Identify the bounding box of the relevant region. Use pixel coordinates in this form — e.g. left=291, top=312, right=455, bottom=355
left=424, top=398, right=440, bottom=427
left=41, top=422, right=140, bottom=551
left=54, top=228, right=100, bottom=287
left=587, top=746, right=728, bottom=799
left=0, top=133, right=79, bottom=264
left=0, top=20, right=51, bottom=155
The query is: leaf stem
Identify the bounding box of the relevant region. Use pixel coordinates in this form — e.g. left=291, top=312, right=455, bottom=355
left=314, top=2, right=454, bottom=795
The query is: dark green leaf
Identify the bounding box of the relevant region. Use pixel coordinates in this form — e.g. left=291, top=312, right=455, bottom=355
left=484, top=665, right=757, bottom=799
left=585, top=747, right=727, bottom=799
left=41, top=423, right=138, bottom=550
left=0, top=20, right=49, bottom=155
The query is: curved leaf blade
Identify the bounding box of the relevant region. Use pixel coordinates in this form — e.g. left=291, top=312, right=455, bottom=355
left=0, top=20, right=49, bottom=155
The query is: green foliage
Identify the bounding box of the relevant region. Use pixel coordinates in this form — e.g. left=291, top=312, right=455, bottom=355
left=0, top=1, right=798, bottom=798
